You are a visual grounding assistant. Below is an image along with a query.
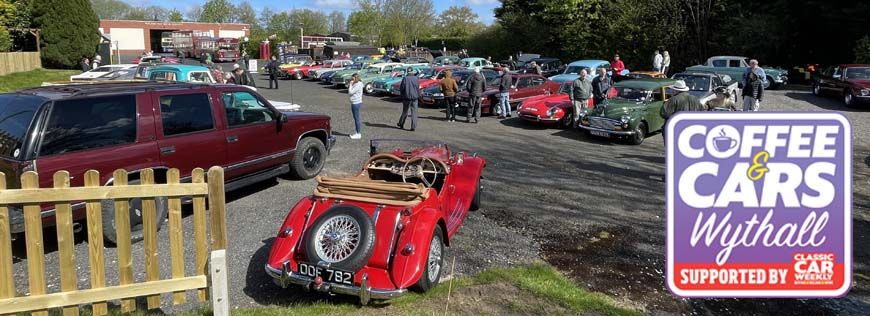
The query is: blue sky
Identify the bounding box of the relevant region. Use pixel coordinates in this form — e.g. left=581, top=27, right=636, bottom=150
left=129, top=0, right=502, bottom=24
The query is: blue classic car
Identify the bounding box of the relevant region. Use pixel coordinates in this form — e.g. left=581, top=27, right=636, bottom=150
left=549, top=60, right=629, bottom=84
left=370, top=65, right=431, bottom=95
left=147, top=65, right=216, bottom=83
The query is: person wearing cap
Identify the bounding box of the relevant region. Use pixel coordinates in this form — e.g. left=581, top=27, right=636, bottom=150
left=660, top=80, right=703, bottom=139
left=466, top=67, right=486, bottom=123
left=397, top=67, right=420, bottom=131
left=348, top=73, right=364, bottom=139
left=91, top=55, right=102, bottom=70
left=705, top=86, right=738, bottom=111
left=231, top=64, right=256, bottom=87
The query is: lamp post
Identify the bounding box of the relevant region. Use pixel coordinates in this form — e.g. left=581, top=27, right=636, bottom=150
left=241, top=36, right=250, bottom=69
left=299, top=25, right=304, bottom=50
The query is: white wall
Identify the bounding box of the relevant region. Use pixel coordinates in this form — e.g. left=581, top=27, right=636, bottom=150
left=109, top=28, right=145, bottom=50
left=218, top=30, right=245, bottom=39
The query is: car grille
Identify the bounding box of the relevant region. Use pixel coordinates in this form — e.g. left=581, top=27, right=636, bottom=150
left=588, top=117, right=619, bottom=131
left=373, top=82, right=385, bottom=90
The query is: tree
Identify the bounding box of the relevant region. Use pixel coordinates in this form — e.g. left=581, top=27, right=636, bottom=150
left=436, top=6, right=483, bottom=38
left=290, top=9, right=328, bottom=37
left=32, top=0, right=100, bottom=68
left=327, top=10, right=346, bottom=33
left=186, top=6, right=202, bottom=22
left=168, top=9, right=183, bottom=22
left=265, top=11, right=292, bottom=42
left=90, top=0, right=131, bottom=20
left=856, top=35, right=870, bottom=64
left=348, top=0, right=383, bottom=46
left=236, top=0, right=259, bottom=29
left=125, top=6, right=168, bottom=21
left=0, top=0, right=14, bottom=51
left=381, top=0, right=435, bottom=46
left=200, top=0, right=234, bottom=23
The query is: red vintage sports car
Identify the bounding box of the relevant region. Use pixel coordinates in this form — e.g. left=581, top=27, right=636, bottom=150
left=266, top=139, right=485, bottom=304
left=518, top=82, right=615, bottom=128
left=457, top=73, right=561, bottom=116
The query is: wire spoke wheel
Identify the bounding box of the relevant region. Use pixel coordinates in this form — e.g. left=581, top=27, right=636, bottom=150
left=427, top=235, right=442, bottom=283
left=313, top=215, right=361, bottom=263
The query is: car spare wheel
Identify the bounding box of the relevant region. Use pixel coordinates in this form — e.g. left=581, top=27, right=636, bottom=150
left=304, top=205, right=375, bottom=271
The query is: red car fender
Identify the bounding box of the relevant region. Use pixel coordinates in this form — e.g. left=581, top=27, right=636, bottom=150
left=266, top=197, right=315, bottom=269
left=390, top=208, right=444, bottom=289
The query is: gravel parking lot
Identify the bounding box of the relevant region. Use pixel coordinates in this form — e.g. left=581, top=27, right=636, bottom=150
left=9, top=73, right=869, bottom=314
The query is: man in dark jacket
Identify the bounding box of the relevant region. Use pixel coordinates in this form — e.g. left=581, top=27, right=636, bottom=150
left=497, top=69, right=512, bottom=118
left=397, top=67, right=420, bottom=131
left=466, top=67, right=486, bottom=123
left=266, top=56, right=279, bottom=89
left=591, top=68, right=612, bottom=105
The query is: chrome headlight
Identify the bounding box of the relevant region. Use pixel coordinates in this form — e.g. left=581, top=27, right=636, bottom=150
left=517, top=101, right=524, bottom=111
left=861, top=89, right=869, bottom=96
left=620, top=115, right=631, bottom=128
left=546, top=107, right=559, bottom=117
left=433, top=92, right=444, bottom=97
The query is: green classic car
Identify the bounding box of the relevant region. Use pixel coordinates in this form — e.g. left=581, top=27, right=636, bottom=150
left=326, top=59, right=384, bottom=86
left=335, top=62, right=405, bottom=88
left=369, top=65, right=431, bottom=95
left=577, top=78, right=677, bottom=145
left=685, top=56, right=788, bottom=89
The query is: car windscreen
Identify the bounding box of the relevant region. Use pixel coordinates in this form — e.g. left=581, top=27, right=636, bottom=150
left=0, top=94, right=44, bottom=159
left=564, top=66, right=589, bottom=75
left=844, top=67, right=870, bottom=80
left=614, top=87, right=652, bottom=102
left=673, top=75, right=711, bottom=91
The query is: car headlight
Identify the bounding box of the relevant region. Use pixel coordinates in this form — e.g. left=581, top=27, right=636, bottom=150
left=620, top=115, right=631, bottom=128
left=862, top=89, right=869, bottom=96
left=433, top=92, right=444, bottom=97
left=517, top=101, right=524, bottom=111
left=546, top=107, right=559, bottom=117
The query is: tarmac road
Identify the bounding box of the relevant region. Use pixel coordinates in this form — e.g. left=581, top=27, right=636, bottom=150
left=8, top=73, right=869, bottom=314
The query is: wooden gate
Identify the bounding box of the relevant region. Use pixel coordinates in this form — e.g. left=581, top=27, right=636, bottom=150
left=0, top=167, right=228, bottom=315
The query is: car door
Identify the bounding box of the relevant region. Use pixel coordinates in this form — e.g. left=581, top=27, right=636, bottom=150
left=513, top=77, right=535, bottom=101
left=823, top=66, right=841, bottom=92
left=219, top=89, right=293, bottom=179
left=152, top=90, right=228, bottom=176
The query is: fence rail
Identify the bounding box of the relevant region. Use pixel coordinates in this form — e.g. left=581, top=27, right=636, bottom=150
left=0, top=52, right=42, bottom=76
left=0, top=167, right=228, bottom=316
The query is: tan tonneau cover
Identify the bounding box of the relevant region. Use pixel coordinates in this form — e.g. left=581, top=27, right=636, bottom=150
left=314, top=176, right=429, bottom=206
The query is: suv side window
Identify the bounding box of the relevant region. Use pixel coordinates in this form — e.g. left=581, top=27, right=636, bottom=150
left=712, top=60, right=727, bottom=67
left=150, top=71, right=177, bottom=81
left=222, top=91, right=274, bottom=127
left=159, top=93, right=215, bottom=136
left=40, top=95, right=137, bottom=156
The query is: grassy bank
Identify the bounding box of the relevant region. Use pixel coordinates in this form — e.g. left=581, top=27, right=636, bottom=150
left=0, top=69, right=79, bottom=93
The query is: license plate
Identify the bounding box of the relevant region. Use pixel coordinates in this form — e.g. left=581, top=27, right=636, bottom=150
left=590, top=130, right=610, bottom=137
left=297, top=263, right=354, bottom=285
left=422, top=97, right=432, bottom=102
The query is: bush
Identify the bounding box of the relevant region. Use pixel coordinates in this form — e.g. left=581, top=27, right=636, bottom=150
left=31, top=0, right=100, bottom=68
left=856, top=35, right=870, bottom=64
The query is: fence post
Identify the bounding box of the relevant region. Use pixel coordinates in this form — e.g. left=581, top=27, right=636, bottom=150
left=21, top=172, right=48, bottom=316
left=83, top=171, right=107, bottom=316
left=140, top=169, right=161, bottom=309
left=53, top=172, right=79, bottom=316
left=111, top=169, right=136, bottom=313
left=0, top=173, right=14, bottom=302
left=192, top=168, right=209, bottom=302
left=167, top=169, right=186, bottom=305
left=207, top=167, right=228, bottom=316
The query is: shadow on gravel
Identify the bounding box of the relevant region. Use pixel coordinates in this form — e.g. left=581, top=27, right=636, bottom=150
left=10, top=226, right=88, bottom=262
left=227, top=178, right=279, bottom=202
left=364, top=122, right=401, bottom=129
left=783, top=91, right=869, bottom=112
left=497, top=117, right=551, bottom=131
left=865, top=155, right=870, bottom=168
left=243, top=238, right=385, bottom=308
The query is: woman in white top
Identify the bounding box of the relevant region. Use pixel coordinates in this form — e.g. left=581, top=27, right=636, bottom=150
left=347, top=73, right=364, bottom=139
left=662, top=51, right=671, bottom=75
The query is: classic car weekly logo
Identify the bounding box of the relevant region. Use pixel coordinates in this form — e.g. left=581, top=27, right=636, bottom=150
left=666, top=112, right=852, bottom=297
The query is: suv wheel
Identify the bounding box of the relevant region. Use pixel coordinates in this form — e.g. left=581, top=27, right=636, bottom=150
left=290, top=137, right=327, bottom=179
left=102, top=180, right=169, bottom=245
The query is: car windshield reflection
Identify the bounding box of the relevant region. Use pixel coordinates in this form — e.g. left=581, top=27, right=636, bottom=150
left=614, top=87, right=651, bottom=102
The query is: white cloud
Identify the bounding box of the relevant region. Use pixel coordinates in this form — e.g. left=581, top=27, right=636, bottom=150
left=312, top=0, right=355, bottom=10
left=468, top=0, right=499, bottom=4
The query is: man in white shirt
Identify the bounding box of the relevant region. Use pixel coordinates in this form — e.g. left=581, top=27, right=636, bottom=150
left=653, top=50, right=663, bottom=72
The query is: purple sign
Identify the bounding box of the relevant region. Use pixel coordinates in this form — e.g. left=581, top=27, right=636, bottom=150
left=666, top=112, right=851, bottom=297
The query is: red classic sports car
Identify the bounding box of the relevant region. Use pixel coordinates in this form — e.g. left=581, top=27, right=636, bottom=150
left=286, top=59, right=353, bottom=80
left=517, top=83, right=594, bottom=128
left=457, top=73, right=561, bottom=116
left=266, top=139, right=485, bottom=304
left=812, top=64, right=870, bottom=107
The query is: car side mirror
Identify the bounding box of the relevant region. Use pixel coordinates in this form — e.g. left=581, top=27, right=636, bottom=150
left=280, top=113, right=288, bottom=123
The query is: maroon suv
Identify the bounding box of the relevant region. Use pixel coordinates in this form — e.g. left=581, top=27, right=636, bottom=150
left=0, top=82, right=335, bottom=243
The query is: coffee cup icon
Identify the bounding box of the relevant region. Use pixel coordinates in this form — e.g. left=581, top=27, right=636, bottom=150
left=712, top=129, right=738, bottom=152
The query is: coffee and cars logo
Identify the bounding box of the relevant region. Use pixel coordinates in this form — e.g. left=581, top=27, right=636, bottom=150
left=666, top=112, right=851, bottom=297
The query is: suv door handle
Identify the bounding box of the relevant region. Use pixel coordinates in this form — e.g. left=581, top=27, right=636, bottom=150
left=160, top=146, right=176, bottom=155
left=227, top=135, right=238, bottom=143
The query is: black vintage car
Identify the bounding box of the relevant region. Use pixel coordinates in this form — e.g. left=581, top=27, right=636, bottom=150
left=516, top=58, right=565, bottom=77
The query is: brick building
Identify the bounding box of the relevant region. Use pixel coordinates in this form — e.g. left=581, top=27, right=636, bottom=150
left=99, top=20, right=251, bottom=60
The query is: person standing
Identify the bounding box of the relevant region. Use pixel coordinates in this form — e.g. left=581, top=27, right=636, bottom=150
left=91, top=55, right=102, bottom=70
left=591, top=68, right=612, bottom=106
left=743, top=59, right=766, bottom=88
left=742, top=72, right=764, bottom=111
left=80, top=57, right=91, bottom=72
left=569, top=69, right=592, bottom=127
left=348, top=73, right=364, bottom=139
left=266, top=55, right=279, bottom=89
left=497, top=68, right=512, bottom=118
left=653, top=50, right=663, bottom=73
left=660, top=80, right=704, bottom=139
left=661, top=51, right=671, bottom=75
left=466, top=67, right=486, bottom=123
left=397, top=67, right=420, bottom=131
left=611, top=54, right=625, bottom=78
left=440, top=70, right=459, bottom=122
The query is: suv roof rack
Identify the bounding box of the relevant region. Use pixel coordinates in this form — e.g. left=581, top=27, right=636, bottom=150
left=18, top=81, right=207, bottom=99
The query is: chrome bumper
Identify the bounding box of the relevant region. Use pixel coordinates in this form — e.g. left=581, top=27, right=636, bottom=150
left=519, top=114, right=559, bottom=122
left=265, top=263, right=406, bottom=304
left=578, top=124, right=636, bottom=135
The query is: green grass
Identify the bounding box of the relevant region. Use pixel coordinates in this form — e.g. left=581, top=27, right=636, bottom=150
left=0, top=68, right=80, bottom=93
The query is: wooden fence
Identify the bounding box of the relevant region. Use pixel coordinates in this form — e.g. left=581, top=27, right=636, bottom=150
left=0, top=167, right=228, bottom=316
left=0, top=52, right=42, bottom=76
